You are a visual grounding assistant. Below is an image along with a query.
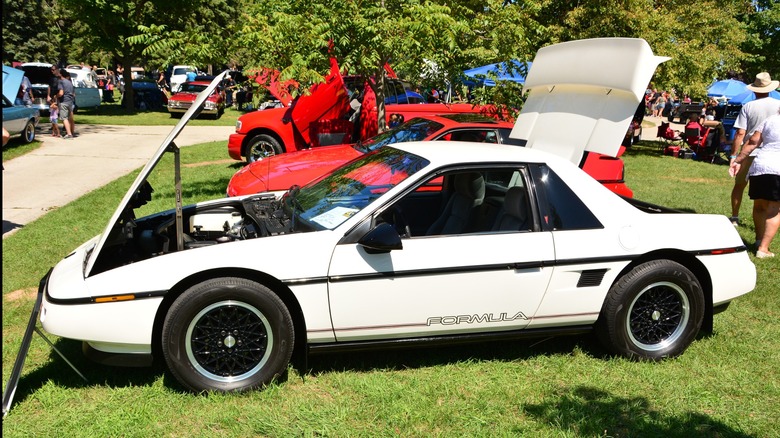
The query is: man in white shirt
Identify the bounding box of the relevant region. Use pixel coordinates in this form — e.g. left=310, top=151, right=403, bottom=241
left=729, top=72, right=780, bottom=227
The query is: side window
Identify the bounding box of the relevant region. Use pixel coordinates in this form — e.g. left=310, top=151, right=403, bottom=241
left=377, top=168, right=532, bottom=238
left=530, top=165, right=602, bottom=231
left=436, top=130, right=497, bottom=143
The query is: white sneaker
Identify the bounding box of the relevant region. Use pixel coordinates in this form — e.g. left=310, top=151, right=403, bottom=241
left=756, top=251, right=775, bottom=259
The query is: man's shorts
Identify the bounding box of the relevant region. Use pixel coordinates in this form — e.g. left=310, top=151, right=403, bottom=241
left=59, top=102, right=73, bottom=121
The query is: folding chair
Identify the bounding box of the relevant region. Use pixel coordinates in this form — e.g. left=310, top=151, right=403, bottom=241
left=657, top=122, right=682, bottom=148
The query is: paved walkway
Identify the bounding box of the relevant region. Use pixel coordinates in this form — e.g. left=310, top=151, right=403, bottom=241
left=2, top=124, right=234, bottom=237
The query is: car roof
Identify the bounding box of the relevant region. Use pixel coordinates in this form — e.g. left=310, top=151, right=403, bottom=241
left=424, top=113, right=512, bottom=127
left=395, top=139, right=562, bottom=168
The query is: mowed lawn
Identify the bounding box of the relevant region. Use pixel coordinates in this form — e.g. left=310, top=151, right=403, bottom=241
left=2, top=140, right=778, bottom=437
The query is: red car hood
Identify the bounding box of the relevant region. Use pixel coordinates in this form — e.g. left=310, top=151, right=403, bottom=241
left=228, top=144, right=362, bottom=195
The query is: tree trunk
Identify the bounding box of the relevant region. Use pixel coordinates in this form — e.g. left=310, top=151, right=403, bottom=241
left=121, top=54, right=134, bottom=111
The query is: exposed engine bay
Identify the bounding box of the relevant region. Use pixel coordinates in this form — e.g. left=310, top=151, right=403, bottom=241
left=90, top=188, right=297, bottom=275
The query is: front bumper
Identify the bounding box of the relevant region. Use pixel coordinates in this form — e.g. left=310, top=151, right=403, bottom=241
left=228, top=133, right=247, bottom=160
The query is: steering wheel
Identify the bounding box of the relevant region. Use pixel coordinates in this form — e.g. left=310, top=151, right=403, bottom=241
left=390, top=206, right=412, bottom=238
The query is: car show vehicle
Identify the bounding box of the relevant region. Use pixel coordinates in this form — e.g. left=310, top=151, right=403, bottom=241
left=2, top=66, right=41, bottom=144
left=20, top=63, right=101, bottom=112
left=169, top=65, right=198, bottom=93
left=167, top=80, right=225, bottom=118
left=227, top=113, right=633, bottom=198
left=3, top=39, right=756, bottom=411
left=65, top=67, right=102, bottom=110
left=228, top=59, right=497, bottom=163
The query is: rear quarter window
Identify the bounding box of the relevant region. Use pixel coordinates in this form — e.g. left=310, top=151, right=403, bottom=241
left=530, top=165, right=602, bottom=231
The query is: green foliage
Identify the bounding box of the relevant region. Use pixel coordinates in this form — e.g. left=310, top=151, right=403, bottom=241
left=535, top=0, right=749, bottom=99
left=2, top=0, right=59, bottom=63
left=740, top=0, right=780, bottom=78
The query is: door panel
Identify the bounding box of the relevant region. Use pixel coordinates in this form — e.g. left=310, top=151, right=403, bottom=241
left=327, top=232, right=554, bottom=341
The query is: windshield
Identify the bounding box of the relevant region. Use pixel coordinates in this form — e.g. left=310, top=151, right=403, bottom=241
left=181, top=83, right=208, bottom=93
left=355, top=118, right=444, bottom=153
left=289, top=147, right=429, bottom=230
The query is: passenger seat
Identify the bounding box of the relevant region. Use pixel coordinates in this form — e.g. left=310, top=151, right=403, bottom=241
left=492, top=186, right=531, bottom=232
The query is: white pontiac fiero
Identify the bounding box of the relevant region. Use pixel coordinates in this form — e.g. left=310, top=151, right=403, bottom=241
left=29, top=39, right=758, bottom=394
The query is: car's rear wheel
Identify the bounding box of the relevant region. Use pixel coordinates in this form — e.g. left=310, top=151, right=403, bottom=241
left=162, top=277, right=294, bottom=392
left=22, top=120, right=36, bottom=143
left=246, top=134, right=283, bottom=163
left=596, top=260, right=704, bottom=360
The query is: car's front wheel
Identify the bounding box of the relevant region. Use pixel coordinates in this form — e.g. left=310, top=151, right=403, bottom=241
left=596, top=260, right=704, bottom=360
left=246, top=134, right=283, bottom=163
left=162, top=277, right=294, bottom=392
left=22, top=120, right=36, bottom=143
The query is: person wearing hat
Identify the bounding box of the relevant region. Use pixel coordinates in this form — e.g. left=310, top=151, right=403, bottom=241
left=729, top=72, right=780, bottom=230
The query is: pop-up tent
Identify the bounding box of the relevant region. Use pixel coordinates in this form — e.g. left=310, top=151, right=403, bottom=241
left=727, top=89, right=780, bottom=105
left=463, top=60, right=531, bottom=86
left=707, top=79, right=747, bottom=99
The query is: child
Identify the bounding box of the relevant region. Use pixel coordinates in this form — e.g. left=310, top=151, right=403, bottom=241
left=50, top=101, right=61, bottom=137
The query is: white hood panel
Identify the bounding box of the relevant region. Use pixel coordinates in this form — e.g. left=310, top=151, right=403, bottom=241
left=510, top=38, right=669, bottom=163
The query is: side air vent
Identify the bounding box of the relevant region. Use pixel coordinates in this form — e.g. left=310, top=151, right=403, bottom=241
left=577, top=269, right=608, bottom=287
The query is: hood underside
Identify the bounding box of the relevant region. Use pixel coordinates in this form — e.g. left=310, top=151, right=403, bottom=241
left=510, top=38, right=669, bottom=163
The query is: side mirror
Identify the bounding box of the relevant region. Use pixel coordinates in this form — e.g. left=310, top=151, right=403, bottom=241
left=358, top=223, right=402, bottom=254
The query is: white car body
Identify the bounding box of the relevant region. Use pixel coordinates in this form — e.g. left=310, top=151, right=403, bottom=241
left=65, top=67, right=102, bottom=109
left=27, top=39, right=757, bottom=394
left=169, top=65, right=197, bottom=93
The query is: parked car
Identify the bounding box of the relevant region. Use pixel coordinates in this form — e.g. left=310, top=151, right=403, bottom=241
left=227, top=113, right=633, bottom=198
left=2, top=66, right=41, bottom=144
left=4, top=40, right=755, bottom=407
left=169, top=65, right=198, bottom=93
left=228, top=59, right=494, bottom=163
left=121, top=79, right=166, bottom=110
left=65, top=67, right=102, bottom=110
left=20, top=63, right=101, bottom=112
left=167, top=80, right=225, bottom=118
left=130, top=66, right=146, bottom=80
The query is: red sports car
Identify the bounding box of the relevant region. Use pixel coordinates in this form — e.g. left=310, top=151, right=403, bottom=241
left=227, top=114, right=633, bottom=198
left=227, top=58, right=502, bottom=162
left=167, top=80, right=225, bottom=118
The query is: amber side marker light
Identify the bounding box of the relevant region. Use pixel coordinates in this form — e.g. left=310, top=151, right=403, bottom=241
left=95, top=294, right=135, bottom=303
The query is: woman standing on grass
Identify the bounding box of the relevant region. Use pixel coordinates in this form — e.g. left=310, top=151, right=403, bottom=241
left=730, top=109, right=780, bottom=259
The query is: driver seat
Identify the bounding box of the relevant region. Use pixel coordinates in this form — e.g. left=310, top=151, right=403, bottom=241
left=426, top=172, right=485, bottom=235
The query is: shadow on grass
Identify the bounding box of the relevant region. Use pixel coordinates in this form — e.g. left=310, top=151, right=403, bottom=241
left=522, top=385, right=752, bottom=437
left=306, top=333, right=606, bottom=375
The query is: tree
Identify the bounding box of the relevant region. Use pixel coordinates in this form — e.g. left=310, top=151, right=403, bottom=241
left=2, top=0, right=59, bottom=64
left=59, top=0, right=207, bottom=110
left=739, top=0, right=780, bottom=79
left=532, top=0, right=749, bottom=99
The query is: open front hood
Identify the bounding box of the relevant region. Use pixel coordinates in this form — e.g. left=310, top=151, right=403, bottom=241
left=3, top=65, right=24, bottom=103
left=85, top=72, right=229, bottom=277
left=510, top=38, right=669, bottom=163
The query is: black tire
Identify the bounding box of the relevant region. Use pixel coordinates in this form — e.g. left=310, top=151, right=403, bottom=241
left=246, top=134, right=283, bottom=163
left=596, top=260, right=704, bottom=360
left=162, top=277, right=294, bottom=392
left=22, top=120, right=36, bottom=143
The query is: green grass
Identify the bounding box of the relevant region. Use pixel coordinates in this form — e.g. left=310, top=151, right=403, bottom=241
left=2, top=138, right=44, bottom=162
left=2, top=140, right=778, bottom=437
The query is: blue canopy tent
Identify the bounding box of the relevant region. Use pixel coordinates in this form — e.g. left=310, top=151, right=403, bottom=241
left=721, top=89, right=780, bottom=140
left=728, top=89, right=780, bottom=105
left=463, top=60, right=531, bottom=86
left=707, top=79, right=747, bottom=99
